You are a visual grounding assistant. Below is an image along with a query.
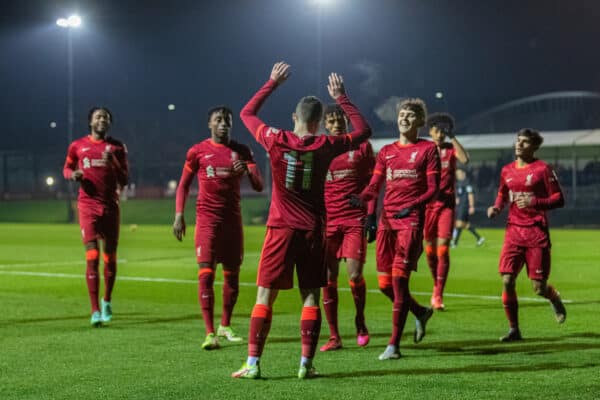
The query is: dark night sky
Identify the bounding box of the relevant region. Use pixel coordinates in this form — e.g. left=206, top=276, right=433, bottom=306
left=1, top=0, right=600, bottom=154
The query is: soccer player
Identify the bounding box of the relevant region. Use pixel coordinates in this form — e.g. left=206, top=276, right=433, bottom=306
left=423, top=113, right=469, bottom=310
left=451, top=167, right=485, bottom=248
left=173, top=106, right=263, bottom=350
left=320, top=104, right=376, bottom=352
left=231, top=62, right=371, bottom=379
left=63, top=107, right=129, bottom=326
left=350, top=98, right=440, bottom=359
left=487, top=128, right=566, bottom=342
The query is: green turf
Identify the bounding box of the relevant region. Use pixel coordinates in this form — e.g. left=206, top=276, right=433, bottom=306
left=1, top=224, right=599, bottom=399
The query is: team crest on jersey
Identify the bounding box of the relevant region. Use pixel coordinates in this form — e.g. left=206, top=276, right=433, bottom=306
left=409, top=151, right=419, bottom=163
left=83, top=157, right=91, bottom=169
left=348, top=151, right=355, bottom=162
left=525, top=173, right=534, bottom=186
left=206, top=165, right=215, bottom=178
left=441, top=148, right=447, bottom=157
left=105, top=144, right=112, bottom=152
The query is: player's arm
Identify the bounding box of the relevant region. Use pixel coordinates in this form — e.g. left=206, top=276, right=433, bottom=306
left=529, top=166, right=565, bottom=210
left=450, top=136, right=469, bottom=165
left=363, top=142, right=377, bottom=216
left=327, top=73, right=372, bottom=153
left=488, top=171, right=508, bottom=218
left=233, top=148, right=264, bottom=192
left=349, top=150, right=384, bottom=208
left=394, top=146, right=440, bottom=218
left=112, top=145, right=129, bottom=188
left=173, top=148, right=198, bottom=241
left=240, top=62, right=290, bottom=144
left=63, top=143, right=83, bottom=181
left=467, top=186, right=476, bottom=215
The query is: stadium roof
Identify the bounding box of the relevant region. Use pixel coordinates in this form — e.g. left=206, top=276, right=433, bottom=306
left=370, top=129, right=600, bottom=152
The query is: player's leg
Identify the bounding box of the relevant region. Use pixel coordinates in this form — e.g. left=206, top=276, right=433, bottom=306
left=194, top=224, right=219, bottom=348
left=296, top=228, right=326, bottom=378
left=467, top=222, right=485, bottom=246
left=298, top=287, right=321, bottom=378
left=320, top=229, right=342, bottom=351
left=84, top=240, right=102, bottom=326
left=232, top=286, right=278, bottom=379
left=79, top=207, right=102, bottom=326
left=527, top=248, right=566, bottom=324
left=217, top=223, right=243, bottom=342
left=423, top=207, right=439, bottom=294
left=100, top=208, right=120, bottom=323
left=376, top=230, right=395, bottom=302
left=499, top=243, right=524, bottom=341
left=380, top=230, right=420, bottom=360
left=452, top=218, right=466, bottom=247
left=342, top=226, right=369, bottom=346
left=432, top=207, right=453, bottom=310
left=233, top=227, right=293, bottom=378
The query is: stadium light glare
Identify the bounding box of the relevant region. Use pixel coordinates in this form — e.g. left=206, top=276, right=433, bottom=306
left=168, top=104, right=176, bottom=111
left=46, top=177, right=55, bottom=187
left=168, top=180, right=178, bottom=190
left=56, top=18, right=69, bottom=27
left=435, top=92, right=444, bottom=99
left=67, top=15, right=82, bottom=28
left=50, top=121, right=57, bottom=128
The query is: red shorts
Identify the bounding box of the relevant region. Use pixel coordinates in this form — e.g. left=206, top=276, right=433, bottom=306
left=498, top=243, right=551, bottom=281
left=78, top=205, right=120, bottom=248
left=257, top=227, right=326, bottom=290
left=325, top=225, right=367, bottom=264
left=424, top=205, right=455, bottom=242
left=375, top=229, right=423, bottom=278
left=194, top=218, right=243, bottom=268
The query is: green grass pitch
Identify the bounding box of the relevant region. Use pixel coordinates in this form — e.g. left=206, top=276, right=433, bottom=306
left=1, top=223, right=599, bottom=399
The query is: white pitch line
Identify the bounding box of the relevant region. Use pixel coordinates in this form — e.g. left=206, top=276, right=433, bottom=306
left=0, top=270, right=572, bottom=304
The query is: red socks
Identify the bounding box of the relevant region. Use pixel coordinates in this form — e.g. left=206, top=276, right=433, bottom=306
left=85, top=249, right=100, bottom=312
left=198, top=268, right=215, bottom=334
left=300, top=306, right=321, bottom=358
left=248, top=304, right=272, bottom=357
left=378, top=274, right=395, bottom=302
left=350, top=277, right=367, bottom=331
left=502, top=290, right=519, bottom=329
left=322, top=281, right=339, bottom=337
left=390, top=274, right=410, bottom=347
left=103, top=253, right=117, bottom=302
left=221, top=270, right=239, bottom=327
left=434, top=245, right=450, bottom=297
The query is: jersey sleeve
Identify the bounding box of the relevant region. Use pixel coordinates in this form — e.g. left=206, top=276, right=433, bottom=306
left=361, top=142, right=377, bottom=214
left=240, top=144, right=264, bottom=192
left=493, top=168, right=509, bottom=211
left=175, top=147, right=199, bottom=213
left=326, top=94, right=372, bottom=157
left=530, top=165, right=565, bottom=210
left=240, top=79, right=279, bottom=151
left=63, top=142, right=78, bottom=180
left=360, top=147, right=386, bottom=202
left=113, top=143, right=129, bottom=187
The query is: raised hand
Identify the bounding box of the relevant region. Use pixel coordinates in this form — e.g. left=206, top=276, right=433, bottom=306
left=327, top=73, right=346, bottom=100
left=270, top=62, right=291, bottom=85
left=232, top=160, right=248, bottom=176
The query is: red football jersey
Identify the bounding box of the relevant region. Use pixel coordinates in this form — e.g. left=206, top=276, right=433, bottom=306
left=175, top=139, right=256, bottom=223
left=494, top=159, right=564, bottom=229
left=63, top=135, right=128, bottom=209
left=324, top=141, right=375, bottom=227
left=362, top=139, right=440, bottom=230
left=240, top=79, right=372, bottom=230
left=433, top=141, right=457, bottom=207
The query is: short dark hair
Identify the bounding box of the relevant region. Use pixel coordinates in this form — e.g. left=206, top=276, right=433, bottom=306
left=295, top=96, right=323, bottom=124
left=517, top=128, right=544, bottom=148
left=323, top=103, right=345, bottom=118
left=207, top=105, right=233, bottom=123
left=88, top=107, right=113, bottom=125
left=397, top=98, right=427, bottom=125
left=427, top=112, right=455, bottom=131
